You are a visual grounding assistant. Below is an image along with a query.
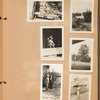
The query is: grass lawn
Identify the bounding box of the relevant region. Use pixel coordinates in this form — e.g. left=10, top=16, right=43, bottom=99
left=71, top=61, right=90, bottom=70
left=70, top=91, right=89, bottom=100
left=72, top=22, right=91, bottom=31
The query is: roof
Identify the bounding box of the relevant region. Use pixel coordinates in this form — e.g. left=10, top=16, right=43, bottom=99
left=71, top=78, right=89, bottom=87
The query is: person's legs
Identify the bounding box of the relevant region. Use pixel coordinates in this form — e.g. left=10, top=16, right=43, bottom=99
left=77, top=90, right=80, bottom=100
left=49, top=81, right=52, bottom=89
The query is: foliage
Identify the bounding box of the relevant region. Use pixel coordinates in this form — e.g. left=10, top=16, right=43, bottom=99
left=72, top=13, right=84, bottom=28
left=72, top=10, right=92, bottom=28
left=47, top=2, right=62, bottom=12
left=83, top=10, right=91, bottom=22
left=78, top=44, right=89, bottom=57
left=43, top=71, right=57, bottom=88
left=72, top=44, right=91, bottom=62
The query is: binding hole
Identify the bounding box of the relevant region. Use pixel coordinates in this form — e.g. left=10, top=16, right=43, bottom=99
left=3, top=82, right=6, bottom=84
left=0, top=17, right=2, bottom=20
left=3, top=17, right=7, bottom=20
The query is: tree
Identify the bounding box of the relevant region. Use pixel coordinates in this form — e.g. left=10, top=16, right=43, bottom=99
left=78, top=44, right=90, bottom=62
left=72, top=54, right=77, bottom=61
left=83, top=10, right=92, bottom=22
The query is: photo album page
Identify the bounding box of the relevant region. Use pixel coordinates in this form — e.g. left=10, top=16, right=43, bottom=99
left=0, top=0, right=99, bottom=100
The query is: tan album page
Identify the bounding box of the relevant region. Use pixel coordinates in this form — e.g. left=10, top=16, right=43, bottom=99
left=1, top=0, right=99, bottom=100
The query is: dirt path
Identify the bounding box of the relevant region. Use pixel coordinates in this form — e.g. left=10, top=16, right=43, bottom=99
left=70, top=92, right=89, bottom=100
left=42, top=88, right=61, bottom=100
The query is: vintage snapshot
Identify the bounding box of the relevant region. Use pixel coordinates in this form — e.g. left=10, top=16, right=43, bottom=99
left=27, top=0, right=64, bottom=22
left=69, top=38, right=94, bottom=72
left=41, top=26, right=64, bottom=60
left=40, top=64, right=63, bottom=100
left=69, top=74, right=91, bottom=100
left=70, top=0, right=94, bottom=33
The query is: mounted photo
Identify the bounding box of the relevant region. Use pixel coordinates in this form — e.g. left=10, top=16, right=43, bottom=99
left=69, top=74, right=91, bottom=100
left=69, top=38, right=94, bottom=72
left=70, top=0, right=94, bottom=33
left=27, top=0, right=64, bottom=22
left=40, top=64, right=63, bottom=100
left=40, top=26, right=64, bottom=60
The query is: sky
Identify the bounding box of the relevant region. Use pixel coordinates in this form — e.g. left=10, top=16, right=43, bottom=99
left=49, top=64, right=63, bottom=73
left=71, top=0, right=93, bottom=13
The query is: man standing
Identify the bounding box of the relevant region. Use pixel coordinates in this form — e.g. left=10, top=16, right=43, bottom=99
left=77, top=87, right=81, bottom=100
left=49, top=74, right=53, bottom=89
left=45, top=74, right=50, bottom=92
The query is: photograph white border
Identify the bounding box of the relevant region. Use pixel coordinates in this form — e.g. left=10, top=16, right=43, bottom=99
left=40, top=63, right=63, bottom=100
left=70, top=0, right=94, bottom=33
left=27, top=0, right=64, bottom=22
left=40, top=26, right=64, bottom=60
left=69, top=74, right=92, bottom=100
left=69, top=38, right=94, bottom=72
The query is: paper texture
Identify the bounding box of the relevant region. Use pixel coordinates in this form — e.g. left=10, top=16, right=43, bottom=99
left=0, top=0, right=2, bottom=99
left=1, top=0, right=99, bottom=100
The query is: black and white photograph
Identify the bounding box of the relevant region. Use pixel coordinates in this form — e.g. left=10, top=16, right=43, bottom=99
left=70, top=0, right=94, bottom=33
left=27, top=0, right=64, bottom=22
left=69, top=74, right=91, bottom=100
left=41, top=26, right=64, bottom=60
left=69, top=38, right=94, bottom=72
left=40, top=64, right=63, bottom=100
